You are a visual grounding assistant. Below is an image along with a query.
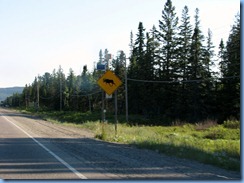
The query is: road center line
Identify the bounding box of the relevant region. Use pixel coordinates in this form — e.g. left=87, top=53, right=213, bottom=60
left=0, top=114, right=88, bottom=179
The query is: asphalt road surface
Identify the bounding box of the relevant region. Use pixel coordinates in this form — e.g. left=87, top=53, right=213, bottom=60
left=0, top=108, right=241, bottom=180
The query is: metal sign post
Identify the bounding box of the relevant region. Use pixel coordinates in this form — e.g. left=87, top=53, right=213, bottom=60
left=114, top=90, right=118, bottom=136
left=97, top=70, right=122, bottom=136
left=102, top=91, right=105, bottom=123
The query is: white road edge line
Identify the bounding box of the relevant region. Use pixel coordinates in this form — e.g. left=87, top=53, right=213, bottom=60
left=216, top=175, right=229, bottom=179
left=1, top=114, right=88, bottom=179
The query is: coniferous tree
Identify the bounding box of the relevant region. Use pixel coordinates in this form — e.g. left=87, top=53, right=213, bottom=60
left=80, top=65, right=91, bottom=112
left=58, top=66, right=66, bottom=111
left=158, top=0, right=178, bottom=80
left=128, top=22, right=146, bottom=114
left=218, top=39, right=227, bottom=77
left=142, top=31, right=159, bottom=116
left=65, top=68, right=77, bottom=110
left=188, top=8, right=206, bottom=122
left=177, top=5, right=192, bottom=80
left=215, top=39, right=227, bottom=121
left=204, top=29, right=215, bottom=76
left=220, top=13, right=240, bottom=121
left=104, top=49, right=110, bottom=68
left=99, top=49, right=103, bottom=63
left=32, top=77, right=38, bottom=109
left=134, top=22, right=146, bottom=76
left=175, top=5, right=193, bottom=120
left=129, top=31, right=134, bottom=56
left=189, top=8, right=205, bottom=80
left=202, top=28, right=217, bottom=119
left=23, top=84, right=31, bottom=108
left=148, top=26, right=161, bottom=80
left=157, top=0, right=179, bottom=121
left=6, top=4, right=240, bottom=125
left=111, top=50, right=126, bottom=114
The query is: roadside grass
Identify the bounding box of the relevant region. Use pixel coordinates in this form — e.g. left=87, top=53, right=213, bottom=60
left=18, top=108, right=240, bottom=172
left=94, top=121, right=240, bottom=171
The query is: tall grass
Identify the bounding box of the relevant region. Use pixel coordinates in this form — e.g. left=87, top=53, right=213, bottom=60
left=92, top=121, right=240, bottom=171
left=19, top=109, right=240, bottom=171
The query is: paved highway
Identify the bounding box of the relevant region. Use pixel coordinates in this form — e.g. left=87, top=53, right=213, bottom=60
left=0, top=108, right=241, bottom=180
left=0, top=109, right=87, bottom=179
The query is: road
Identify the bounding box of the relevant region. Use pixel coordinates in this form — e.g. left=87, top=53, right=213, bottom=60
left=0, top=108, right=241, bottom=180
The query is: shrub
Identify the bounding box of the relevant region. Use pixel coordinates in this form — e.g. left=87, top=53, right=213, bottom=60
left=195, top=119, right=218, bottom=131
left=223, top=120, right=240, bottom=129
left=204, top=126, right=226, bottom=140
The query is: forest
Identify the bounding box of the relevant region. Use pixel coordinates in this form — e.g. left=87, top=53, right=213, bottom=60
left=3, top=0, right=240, bottom=125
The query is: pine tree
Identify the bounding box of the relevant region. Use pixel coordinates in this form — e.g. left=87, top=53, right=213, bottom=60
left=174, top=5, right=193, bottom=120
left=129, top=31, right=134, bottom=56
left=156, top=0, right=179, bottom=121
left=189, top=8, right=205, bottom=80
left=203, top=28, right=215, bottom=78
left=66, top=68, right=77, bottom=110
left=188, top=8, right=206, bottom=122
left=99, top=49, right=103, bottom=63
left=142, top=31, right=159, bottom=116
left=111, top=50, right=126, bottom=114
left=218, top=39, right=227, bottom=77
left=150, top=25, right=161, bottom=78
left=128, top=22, right=146, bottom=115
left=134, top=22, right=146, bottom=76
left=202, top=29, right=217, bottom=119
left=158, top=0, right=178, bottom=80
left=220, top=13, right=240, bottom=121
left=177, top=5, right=192, bottom=81
left=104, top=49, right=110, bottom=69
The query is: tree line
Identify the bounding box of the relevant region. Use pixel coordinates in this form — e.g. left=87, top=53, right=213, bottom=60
left=3, top=0, right=240, bottom=124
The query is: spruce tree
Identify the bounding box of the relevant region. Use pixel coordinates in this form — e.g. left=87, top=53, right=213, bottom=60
left=188, top=8, right=205, bottom=122
left=202, top=28, right=216, bottom=119
left=158, top=0, right=178, bottom=80
left=218, top=39, right=227, bottom=77
left=128, top=22, right=146, bottom=115
left=129, top=31, right=134, bottom=56
left=220, top=13, right=240, bottom=121
left=66, top=68, right=77, bottom=110
left=134, top=22, right=146, bottom=76
left=204, top=29, right=215, bottom=76
left=99, top=49, right=103, bottom=63
left=157, top=0, right=179, bottom=121
left=177, top=5, right=192, bottom=80
left=111, top=50, right=126, bottom=114
left=175, top=5, right=193, bottom=120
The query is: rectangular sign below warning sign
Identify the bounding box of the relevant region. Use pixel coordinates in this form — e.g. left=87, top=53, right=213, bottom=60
left=97, top=70, right=122, bottom=95
left=106, top=93, right=112, bottom=99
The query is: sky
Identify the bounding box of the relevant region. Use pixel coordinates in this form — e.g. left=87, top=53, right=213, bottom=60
left=0, top=0, right=240, bottom=87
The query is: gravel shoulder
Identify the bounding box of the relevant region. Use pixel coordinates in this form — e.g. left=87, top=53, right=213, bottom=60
left=0, top=108, right=241, bottom=180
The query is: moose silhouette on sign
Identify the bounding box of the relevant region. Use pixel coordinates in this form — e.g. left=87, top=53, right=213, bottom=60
left=103, top=78, right=116, bottom=87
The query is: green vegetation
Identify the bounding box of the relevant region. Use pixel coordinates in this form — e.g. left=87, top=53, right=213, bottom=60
left=4, top=0, right=240, bottom=172
left=93, top=120, right=240, bottom=172
left=3, top=0, right=240, bottom=124
left=19, top=109, right=240, bottom=172
left=0, top=87, right=24, bottom=103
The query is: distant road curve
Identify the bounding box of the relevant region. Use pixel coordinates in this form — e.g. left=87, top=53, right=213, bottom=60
left=0, top=108, right=241, bottom=180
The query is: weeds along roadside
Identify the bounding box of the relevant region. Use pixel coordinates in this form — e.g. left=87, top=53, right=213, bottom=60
left=18, top=108, right=240, bottom=172
left=94, top=120, right=240, bottom=172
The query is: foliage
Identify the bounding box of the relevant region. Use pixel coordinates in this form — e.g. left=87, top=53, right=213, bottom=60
left=223, top=119, right=240, bottom=129
left=18, top=108, right=240, bottom=171
left=4, top=1, right=240, bottom=125
left=0, top=87, right=24, bottom=103
left=91, top=121, right=240, bottom=171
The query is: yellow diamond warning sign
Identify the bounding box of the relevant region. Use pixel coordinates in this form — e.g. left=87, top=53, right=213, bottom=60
left=97, top=70, right=122, bottom=95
